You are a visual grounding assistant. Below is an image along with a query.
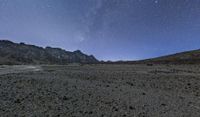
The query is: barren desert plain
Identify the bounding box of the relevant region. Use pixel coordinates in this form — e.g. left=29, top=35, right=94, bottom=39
left=0, top=64, right=200, bottom=117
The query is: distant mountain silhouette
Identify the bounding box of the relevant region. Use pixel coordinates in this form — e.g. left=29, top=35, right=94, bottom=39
left=0, top=40, right=98, bottom=65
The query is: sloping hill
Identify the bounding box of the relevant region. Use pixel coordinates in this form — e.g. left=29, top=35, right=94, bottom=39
left=0, top=40, right=98, bottom=65
left=140, top=49, right=200, bottom=64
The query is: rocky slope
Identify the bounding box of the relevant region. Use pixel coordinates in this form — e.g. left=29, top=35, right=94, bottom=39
left=103, top=49, right=200, bottom=65
left=0, top=40, right=98, bottom=65
left=140, top=49, right=200, bottom=64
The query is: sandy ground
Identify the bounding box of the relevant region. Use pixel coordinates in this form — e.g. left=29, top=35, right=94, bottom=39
left=0, top=65, right=42, bottom=75
left=0, top=64, right=200, bottom=117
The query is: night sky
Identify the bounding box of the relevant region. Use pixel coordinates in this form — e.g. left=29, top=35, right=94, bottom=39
left=0, top=0, right=200, bottom=61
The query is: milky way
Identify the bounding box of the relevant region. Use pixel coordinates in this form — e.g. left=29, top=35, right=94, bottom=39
left=0, top=0, right=200, bottom=60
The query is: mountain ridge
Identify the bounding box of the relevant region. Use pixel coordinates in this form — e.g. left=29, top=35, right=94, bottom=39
left=0, top=40, right=98, bottom=65
left=1, top=40, right=200, bottom=65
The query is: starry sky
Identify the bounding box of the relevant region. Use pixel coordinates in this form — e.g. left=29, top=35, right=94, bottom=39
left=0, top=0, right=200, bottom=61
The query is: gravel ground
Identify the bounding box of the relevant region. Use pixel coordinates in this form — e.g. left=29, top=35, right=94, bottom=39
left=0, top=64, right=200, bottom=117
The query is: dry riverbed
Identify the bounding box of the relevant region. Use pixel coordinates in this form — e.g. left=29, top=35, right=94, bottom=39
left=0, top=64, right=200, bottom=117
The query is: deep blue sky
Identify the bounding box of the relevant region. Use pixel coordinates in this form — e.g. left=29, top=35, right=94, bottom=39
left=0, top=0, right=200, bottom=61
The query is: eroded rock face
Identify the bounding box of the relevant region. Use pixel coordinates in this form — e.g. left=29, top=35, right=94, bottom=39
left=0, top=40, right=98, bottom=65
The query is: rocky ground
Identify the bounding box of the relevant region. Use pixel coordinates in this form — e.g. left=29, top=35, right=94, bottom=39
left=0, top=64, right=200, bottom=117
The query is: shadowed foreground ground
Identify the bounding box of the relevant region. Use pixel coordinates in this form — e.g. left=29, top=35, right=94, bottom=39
left=0, top=64, right=200, bottom=117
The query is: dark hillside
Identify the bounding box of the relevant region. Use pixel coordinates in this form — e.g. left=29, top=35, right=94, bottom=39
left=0, top=40, right=98, bottom=65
